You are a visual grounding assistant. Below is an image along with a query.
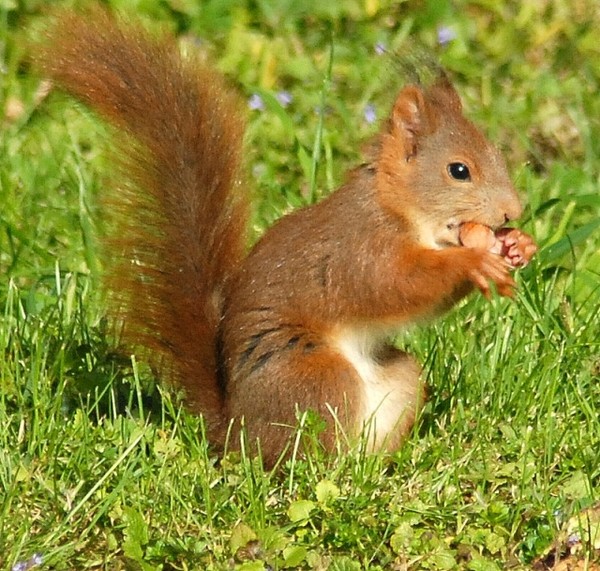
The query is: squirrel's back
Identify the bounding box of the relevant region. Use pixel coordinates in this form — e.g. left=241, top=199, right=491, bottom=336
left=35, top=7, right=248, bottom=436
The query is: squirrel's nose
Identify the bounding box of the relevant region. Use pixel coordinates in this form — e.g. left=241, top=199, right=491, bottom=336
left=503, top=189, right=523, bottom=222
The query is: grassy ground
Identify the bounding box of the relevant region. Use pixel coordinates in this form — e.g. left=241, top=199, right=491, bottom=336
left=1, top=0, right=599, bottom=569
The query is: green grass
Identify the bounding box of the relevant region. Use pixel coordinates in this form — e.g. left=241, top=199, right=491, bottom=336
left=1, top=0, right=599, bottom=569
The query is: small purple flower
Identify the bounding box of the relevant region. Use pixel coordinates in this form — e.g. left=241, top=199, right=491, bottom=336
left=276, top=91, right=293, bottom=107
left=12, top=553, right=43, bottom=571
left=364, top=103, right=377, bottom=125
left=252, top=163, right=267, bottom=179
left=248, top=93, right=265, bottom=111
left=437, top=26, right=456, bottom=46
left=374, top=42, right=387, bottom=55
left=567, top=532, right=581, bottom=547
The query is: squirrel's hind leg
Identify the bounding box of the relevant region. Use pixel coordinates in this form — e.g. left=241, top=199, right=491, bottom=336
left=224, top=342, right=364, bottom=467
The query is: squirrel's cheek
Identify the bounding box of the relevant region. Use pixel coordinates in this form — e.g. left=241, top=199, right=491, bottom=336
left=428, top=223, right=462, bottom=249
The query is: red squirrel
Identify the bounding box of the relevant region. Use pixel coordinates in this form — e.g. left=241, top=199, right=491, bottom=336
left=34, top=7, right=536, bottom=466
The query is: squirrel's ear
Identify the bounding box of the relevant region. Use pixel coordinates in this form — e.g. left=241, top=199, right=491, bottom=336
left=389, top=85, right=430, bottom=160
left=429, top=74, right=463, bottom=113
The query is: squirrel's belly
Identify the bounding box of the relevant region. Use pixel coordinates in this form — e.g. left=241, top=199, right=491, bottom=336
left=331, top=325, right=418, bottom=450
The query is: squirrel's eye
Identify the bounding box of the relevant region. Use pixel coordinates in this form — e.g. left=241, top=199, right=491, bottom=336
left=448, top=162, right=471, bottom=181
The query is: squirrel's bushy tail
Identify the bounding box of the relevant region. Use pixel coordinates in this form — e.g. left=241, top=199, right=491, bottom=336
left=36, top=7, right=248, bottom=435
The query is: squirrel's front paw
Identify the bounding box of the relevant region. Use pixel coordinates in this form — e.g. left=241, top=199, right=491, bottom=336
left=494, top=228, right=537, bottom=268
left=459, top=222, right=537, bottom=269
left=467, top=250, right=516, bottom=299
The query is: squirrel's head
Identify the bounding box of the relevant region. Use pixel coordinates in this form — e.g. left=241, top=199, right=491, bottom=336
left=375, top=74, right=522, bottom=249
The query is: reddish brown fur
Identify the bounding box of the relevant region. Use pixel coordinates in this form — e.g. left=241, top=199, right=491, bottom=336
left=35, top=6, right=247, bottom=440
left=34, top=8, right=535, bottom=467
